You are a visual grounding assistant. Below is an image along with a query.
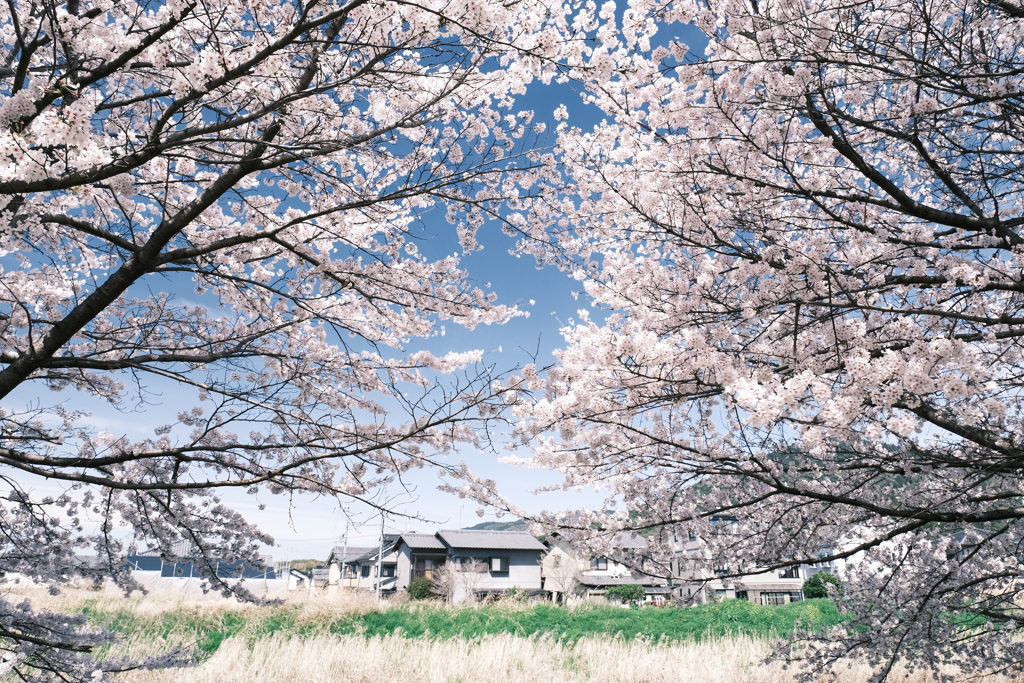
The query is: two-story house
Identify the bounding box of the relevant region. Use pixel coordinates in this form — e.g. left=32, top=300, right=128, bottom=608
left=673, top=519, right=811, bottom=605
left=542, top=532, right=671, bottom=604
left=393, top=529, right=546, bottom=602
left=345, top=534, right=401, bottom=593
left=326, top=544, right=376, bottom=588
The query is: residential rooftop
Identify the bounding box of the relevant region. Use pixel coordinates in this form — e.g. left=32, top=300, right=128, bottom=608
left=437, top=529, right=546, bottom=551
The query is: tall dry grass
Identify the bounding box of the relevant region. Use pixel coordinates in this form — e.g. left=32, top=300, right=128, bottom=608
left=118, top=632, right=1002, bottom=683
left=4, top=582, right=1020, bottom=683
left=4, top=576, right=385, bottom=619
left=124, top=633, right=788, bottom=683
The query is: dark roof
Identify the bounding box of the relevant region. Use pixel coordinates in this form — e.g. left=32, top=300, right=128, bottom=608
left=438, top=529, right=546, bottom=551
left=158, top=559, right=276, bottom=580
left=348, top=549, right=376, bottom=563
left=341, top=535, right=401, bottom=564
left=328, top=546, right=375, bottom=563
left=125, top=555, right=277, bottom=579
left=398, top=533, right=446, bottom=550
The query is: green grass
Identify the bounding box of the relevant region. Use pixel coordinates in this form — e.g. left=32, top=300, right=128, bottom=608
left=78, top=598, right=843, bottom=660
left=329, top=599, right=842, bottom=642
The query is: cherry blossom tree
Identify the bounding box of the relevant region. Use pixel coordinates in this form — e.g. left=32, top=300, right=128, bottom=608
left=0, top=0, right=590, bottom=679
left=492, top=0, right=1024, bottom=678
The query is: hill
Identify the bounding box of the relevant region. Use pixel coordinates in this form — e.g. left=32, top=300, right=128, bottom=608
left=464, top=519, right=530, bottom=532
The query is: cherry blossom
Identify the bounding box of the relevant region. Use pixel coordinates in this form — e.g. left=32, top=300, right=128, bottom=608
left=0, top=0, right=591, bottom=679
left=499, top=0, right=1024, bottom=679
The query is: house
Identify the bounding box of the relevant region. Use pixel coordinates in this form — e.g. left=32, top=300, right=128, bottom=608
left=575, top=575, right=673, bottom=605
left=701, top=568, right=807, bottom=605
left=310, top=566, right=331, bottom=588
left=285, top=568, right=310, bottom=590
left=393, top=529, right=546, bottom=602
left=672, top=521, right=810, bottom=605
left=541, top=522, right=827, bottom=606
left=393, top=532, right=448, bottom=584
left=542, top=532, right=669, bottom=604
left=343, top=534, right=401, bottom=593
left=326, top=545, right=377, bottom=587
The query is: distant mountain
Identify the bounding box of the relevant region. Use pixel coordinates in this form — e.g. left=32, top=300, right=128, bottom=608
left=464, top=519, right=530, bottom=532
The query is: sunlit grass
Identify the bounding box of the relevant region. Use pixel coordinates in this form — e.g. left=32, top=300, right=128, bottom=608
left=7, top=584, right=1019, bottom=682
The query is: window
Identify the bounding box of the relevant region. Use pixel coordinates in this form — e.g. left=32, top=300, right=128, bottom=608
left=735, top=590, right=749, bottom=601
left=414, top=557, right=445, bottom=580
left=361, top=565, right=370, bottom=578
left=779, top=566, right=800, bottom=579
left=490, top=556, right=509, bottom=573
left=381, top=564, right=396, bottom=578
left=551, top=554, right=562, bottom=568
left=590, top=556, right=608, bottom=571
left=454, top=557, right=487, bottom=572
left=760, top=592, right=791, bottom=606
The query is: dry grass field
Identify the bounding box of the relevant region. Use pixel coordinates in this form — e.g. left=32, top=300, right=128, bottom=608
left=5, top=582, right=1019, bottom=683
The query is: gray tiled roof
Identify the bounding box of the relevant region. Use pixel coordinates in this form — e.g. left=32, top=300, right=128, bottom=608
left=347, top=549, right=376, bottom=563
left=345, top=535, right=402, bottom=564
left=398, top=533, right=446, bottom=550
left=328, top=546, right=376, bottom=563
left=438, top=529, right=546, bottom=551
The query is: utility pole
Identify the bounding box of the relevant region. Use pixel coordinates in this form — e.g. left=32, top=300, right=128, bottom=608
left=375, top=515, right=385, bottom=601
left=340, top=518, right=350, bottom=588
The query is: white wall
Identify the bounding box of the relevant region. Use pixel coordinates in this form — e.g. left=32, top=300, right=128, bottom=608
left=395, top=545, right=413, bottom=589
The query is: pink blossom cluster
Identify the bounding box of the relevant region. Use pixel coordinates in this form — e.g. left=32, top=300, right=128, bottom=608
left=460, top=0, right=1024, bottom=678
left=0, top=0, right=600, bottom=679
